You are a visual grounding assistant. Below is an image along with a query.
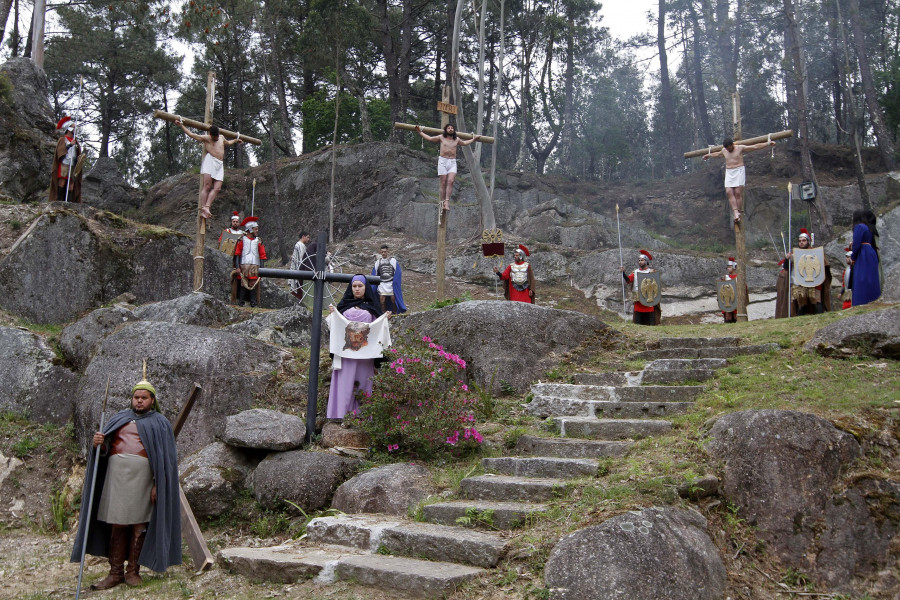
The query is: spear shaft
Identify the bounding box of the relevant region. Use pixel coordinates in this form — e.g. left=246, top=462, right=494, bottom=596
left=616, top=204, right=626, bottom=320
left=75, top=376, right=110, bottom=600
left=64, top=76, right=84, bottom=203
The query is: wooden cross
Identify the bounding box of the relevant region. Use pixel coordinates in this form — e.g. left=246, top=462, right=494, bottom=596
left=151, top=77, right=263, bottom=294
left=255, top=232, right=380, bottom=443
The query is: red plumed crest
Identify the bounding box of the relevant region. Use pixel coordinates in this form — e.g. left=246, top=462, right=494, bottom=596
left=56, top=116, right=72, bottom=131
left=240, top=216, right=259, bottom=228
left=517, top=244, right=530, bottom=257
left=639, top=249, right=653, bottom=261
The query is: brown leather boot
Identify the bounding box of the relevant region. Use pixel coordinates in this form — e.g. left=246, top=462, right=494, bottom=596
left=91, top=526, right=127, bottom=590
left=125, top=523, right=147, bottom=586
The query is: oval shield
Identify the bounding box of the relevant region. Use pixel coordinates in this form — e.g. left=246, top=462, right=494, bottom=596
left=636, top=271, right=662, bottom=307
left=219, top=231, right=243, bottom=255
left=791, top=247, right=826, bottom=288
left=717, top=279, right=738, bottom=312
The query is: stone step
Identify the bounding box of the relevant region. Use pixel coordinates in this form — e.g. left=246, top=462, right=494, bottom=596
left=423, top=500, right=547, bottom=529
left=552, top=417, right=672, bottom=440
left=528, top=397, right=695, bottom=419
left=306, top=514, right=507, bottom=568
left=460, top=474, right=569, bottom=502
left=219, top=546, right=353, bottom=583
left=572, top=372, right=632, bottom=386
left=640, top=369, right=717, bottom=384
left=530, top=383, right=704, bottom=404
left=514, top=435, right=631, bottom=459
left=334, top=554, right=485, bottom=598
left=482, top=456, right=598, bottom=479
left=654, top=337, right=741, bottom=349
left=645, top=358, right=728, bottom=370
left=632, top=342, right=779, bottom=361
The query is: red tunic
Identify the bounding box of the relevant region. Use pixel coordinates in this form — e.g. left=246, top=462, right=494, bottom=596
left=498, top=263, right=534, bottom=303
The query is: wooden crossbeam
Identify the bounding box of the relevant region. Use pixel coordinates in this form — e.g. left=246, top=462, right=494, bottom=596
left=683, top=130, right=794, bottom=159
left=153, top=109, right=262, bottom=145
left=393, top=122, right=494, bottom=144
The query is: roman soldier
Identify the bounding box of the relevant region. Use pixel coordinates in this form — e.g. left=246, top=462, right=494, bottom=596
left=494, top=244, right=536, bottom=303
left=722, top=256, right=738, bottom=323
left=49, top=116, right=83, bottom=203
left=775, top=228, right=832, bottom=317
left=839, top=246, right=853, bottom=310
left=620, top=249, right=661, bottom=325
left=233, top=217, right=267, bottom=307
left=218, top=211, right=244, bottom=253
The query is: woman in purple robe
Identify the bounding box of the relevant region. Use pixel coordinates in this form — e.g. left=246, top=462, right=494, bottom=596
left=327, top=275, right=388, bottom=419
left=850, top=210, right=881, bottom=307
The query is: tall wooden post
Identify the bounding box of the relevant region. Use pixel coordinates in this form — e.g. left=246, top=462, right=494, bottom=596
left=730, top=91, right=748, bottom=321
left=435, top=85, right=452, bottom=300
left=192, top=72, right=216, bottom=292
left=30, top=0, right=45, bottom=68
left=731, top=91, right=742, bottom=141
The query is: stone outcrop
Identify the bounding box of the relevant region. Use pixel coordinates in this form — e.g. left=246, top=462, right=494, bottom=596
left=81, top=157, right=143, bottom=213
left=0, top=326, right=79, bottom=424
left=544, top=507, right=726, bottom=600
left=0, top=204, right=291, bottom=324
left=395, top=300, right=618, bottom=394
left=221, top=409, right=306, bottom=451
left=331, top=463, right=435, bottom=516
left=179, top=442, right=263, bottom=518
left=225, top=303, right=316, bottom=348
left=249, top=450, right=360, bottom=511
left=59, top=306, right=139, bottom=371
left=804, top=307, right=900, bottom=359
left=707, top=410, right=898, bottom=593
left=0, top=58, right=55, bottom=203
left=132, top=292, right=237, bottom=328
left=72, top=320, right=290, bottom=458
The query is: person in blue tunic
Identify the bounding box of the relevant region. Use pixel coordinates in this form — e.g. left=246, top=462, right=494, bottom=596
left=71, top=377, right=181, bottom=589
left=850, top=209, right=881, bottom=307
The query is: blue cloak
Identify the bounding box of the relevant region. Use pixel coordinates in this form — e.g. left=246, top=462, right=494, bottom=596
left=850, top=223, right=881, bottom=306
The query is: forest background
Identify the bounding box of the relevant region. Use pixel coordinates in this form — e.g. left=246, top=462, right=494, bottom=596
left=0, top=0, right=897, bottom=198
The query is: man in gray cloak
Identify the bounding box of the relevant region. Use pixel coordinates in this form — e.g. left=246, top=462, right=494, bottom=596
left=70, top=376, right=181, bottom=589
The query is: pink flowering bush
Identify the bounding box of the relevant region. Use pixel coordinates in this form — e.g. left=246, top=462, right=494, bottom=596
left=344, top=336, right=483, bottom=459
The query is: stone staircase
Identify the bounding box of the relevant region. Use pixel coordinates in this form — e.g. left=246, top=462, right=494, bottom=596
left=219, top=336, right=779, bottom=598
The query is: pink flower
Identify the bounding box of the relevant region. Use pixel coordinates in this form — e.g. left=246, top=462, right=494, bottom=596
left=422, top=336, right=432, bottom=343
left=396, top=367, right=405, bottom=374
left=461, top=384, right=468, bottom=391
left=387, top=444, right=399, bottom=452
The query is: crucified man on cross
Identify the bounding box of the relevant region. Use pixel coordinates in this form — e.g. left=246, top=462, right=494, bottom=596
left=176, top=119, right=243, bottom=220
left=415, top=123, right=481, bottom=210
left=703, top=137, right=776, bottom=223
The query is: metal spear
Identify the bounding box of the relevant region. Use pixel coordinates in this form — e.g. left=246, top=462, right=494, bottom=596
left=616, top=204, right=626, bottom=320
left=64, top=76, right=84, bottom=203
left=787, top=182, right=793, bottom=318
left=251, top=178, right=256, bottom=216
left=75, top=375, right=110, bottom=599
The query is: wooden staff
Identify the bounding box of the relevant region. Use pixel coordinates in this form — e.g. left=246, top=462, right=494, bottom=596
left=152, top=109, right=263, bottom=145
left=393, top=122, right=494, bottom=144
left=683, top=130, right=793, bottom=158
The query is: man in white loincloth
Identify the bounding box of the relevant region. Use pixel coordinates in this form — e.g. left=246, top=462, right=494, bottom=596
left=703, top=137, right=776, bottom=224
left=414, top=123, right=482, bottom=210
left=176, top=119, right=243, bottom=220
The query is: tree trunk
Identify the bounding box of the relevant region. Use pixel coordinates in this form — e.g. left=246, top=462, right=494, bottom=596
left=10, top=0, right=18, bottom=56
left=433, top=42, right=442, bottom=126
left=827, top=1, right=845, bottom=144
left=23, top=2, right=32, bottom=58
left=376, top=0, right=413, bottom=143
left=657, top=0, right=679, bottom=174
left=688, top=2, right=713, bottom=143
left=489, top=0, right=506, bottom=197
left=265, top=1, right=296, bottom=157
left=847, top=0, right=896, bottom=170
left=474, top=0, right=487, bottom=164
left=0, top=0, right=12, bottom=49
left=302, top=68, right=315, bottom=154
left=558, top=6, right=576, bottom=175
left=262, top=55, right=289, bottom=264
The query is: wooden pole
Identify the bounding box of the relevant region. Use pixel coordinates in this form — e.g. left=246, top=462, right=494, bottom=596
left=152, top=110, right=262, bottom=145
left=192, top=72, right=216, bottom=293
left=436, top=86, right=451, bottom=301
left=683, top=130, right=793, bottom=158
left=732, top=91, right=742, bottom=141
left=393, top=122, right=494, bottom=144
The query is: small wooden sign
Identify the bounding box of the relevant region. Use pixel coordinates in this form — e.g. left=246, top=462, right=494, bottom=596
left=437, top=102, right=458, bottom=115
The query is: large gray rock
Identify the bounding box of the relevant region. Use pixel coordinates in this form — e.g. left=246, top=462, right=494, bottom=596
left=331, top=463, right=434, bottom=516
left=179, top=442, right=263, bottom=518
left=0, top=58, right=55, bottom=203
left=876, top=197, right=900, bottom=302
left=0, top=204, right=291, bottom=324
left=706, top=410, right=898, bottom=593
left=225, top=303, right=316, bottom=347
left=132, top=292, right=236, bottom=328
left=81, top=157, right=143, bottom=213
left=59, top=306, right=138, bottom=371
left=804, top=307, right=900, bottom=359
left=0, top=327, right=79, bottom=424
left=395, top=300, right=617, bottom=394
left=73, top=320, right=290, bottom=457
left=222, top=409, right=306, bottom=451
left=544, top=507, right=726, bottom=600
left=249, top=450, right=360, bottom=511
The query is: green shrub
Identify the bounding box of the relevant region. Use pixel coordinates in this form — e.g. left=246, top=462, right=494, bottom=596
left=345, top=336, right=483, bottom=459
left=0, top=72, right=12, bottom=105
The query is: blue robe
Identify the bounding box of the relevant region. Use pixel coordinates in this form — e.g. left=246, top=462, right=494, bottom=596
left=850, top=223, right=880, bottom=306
left=71, top=409, right=182, bottom=573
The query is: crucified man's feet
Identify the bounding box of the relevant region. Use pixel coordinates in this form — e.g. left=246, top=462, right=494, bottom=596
left=733, top=209, right=741, bottom=224
left=442, top=198, right=450, bottom=211
left=200, top=204, right=213, bottom=220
